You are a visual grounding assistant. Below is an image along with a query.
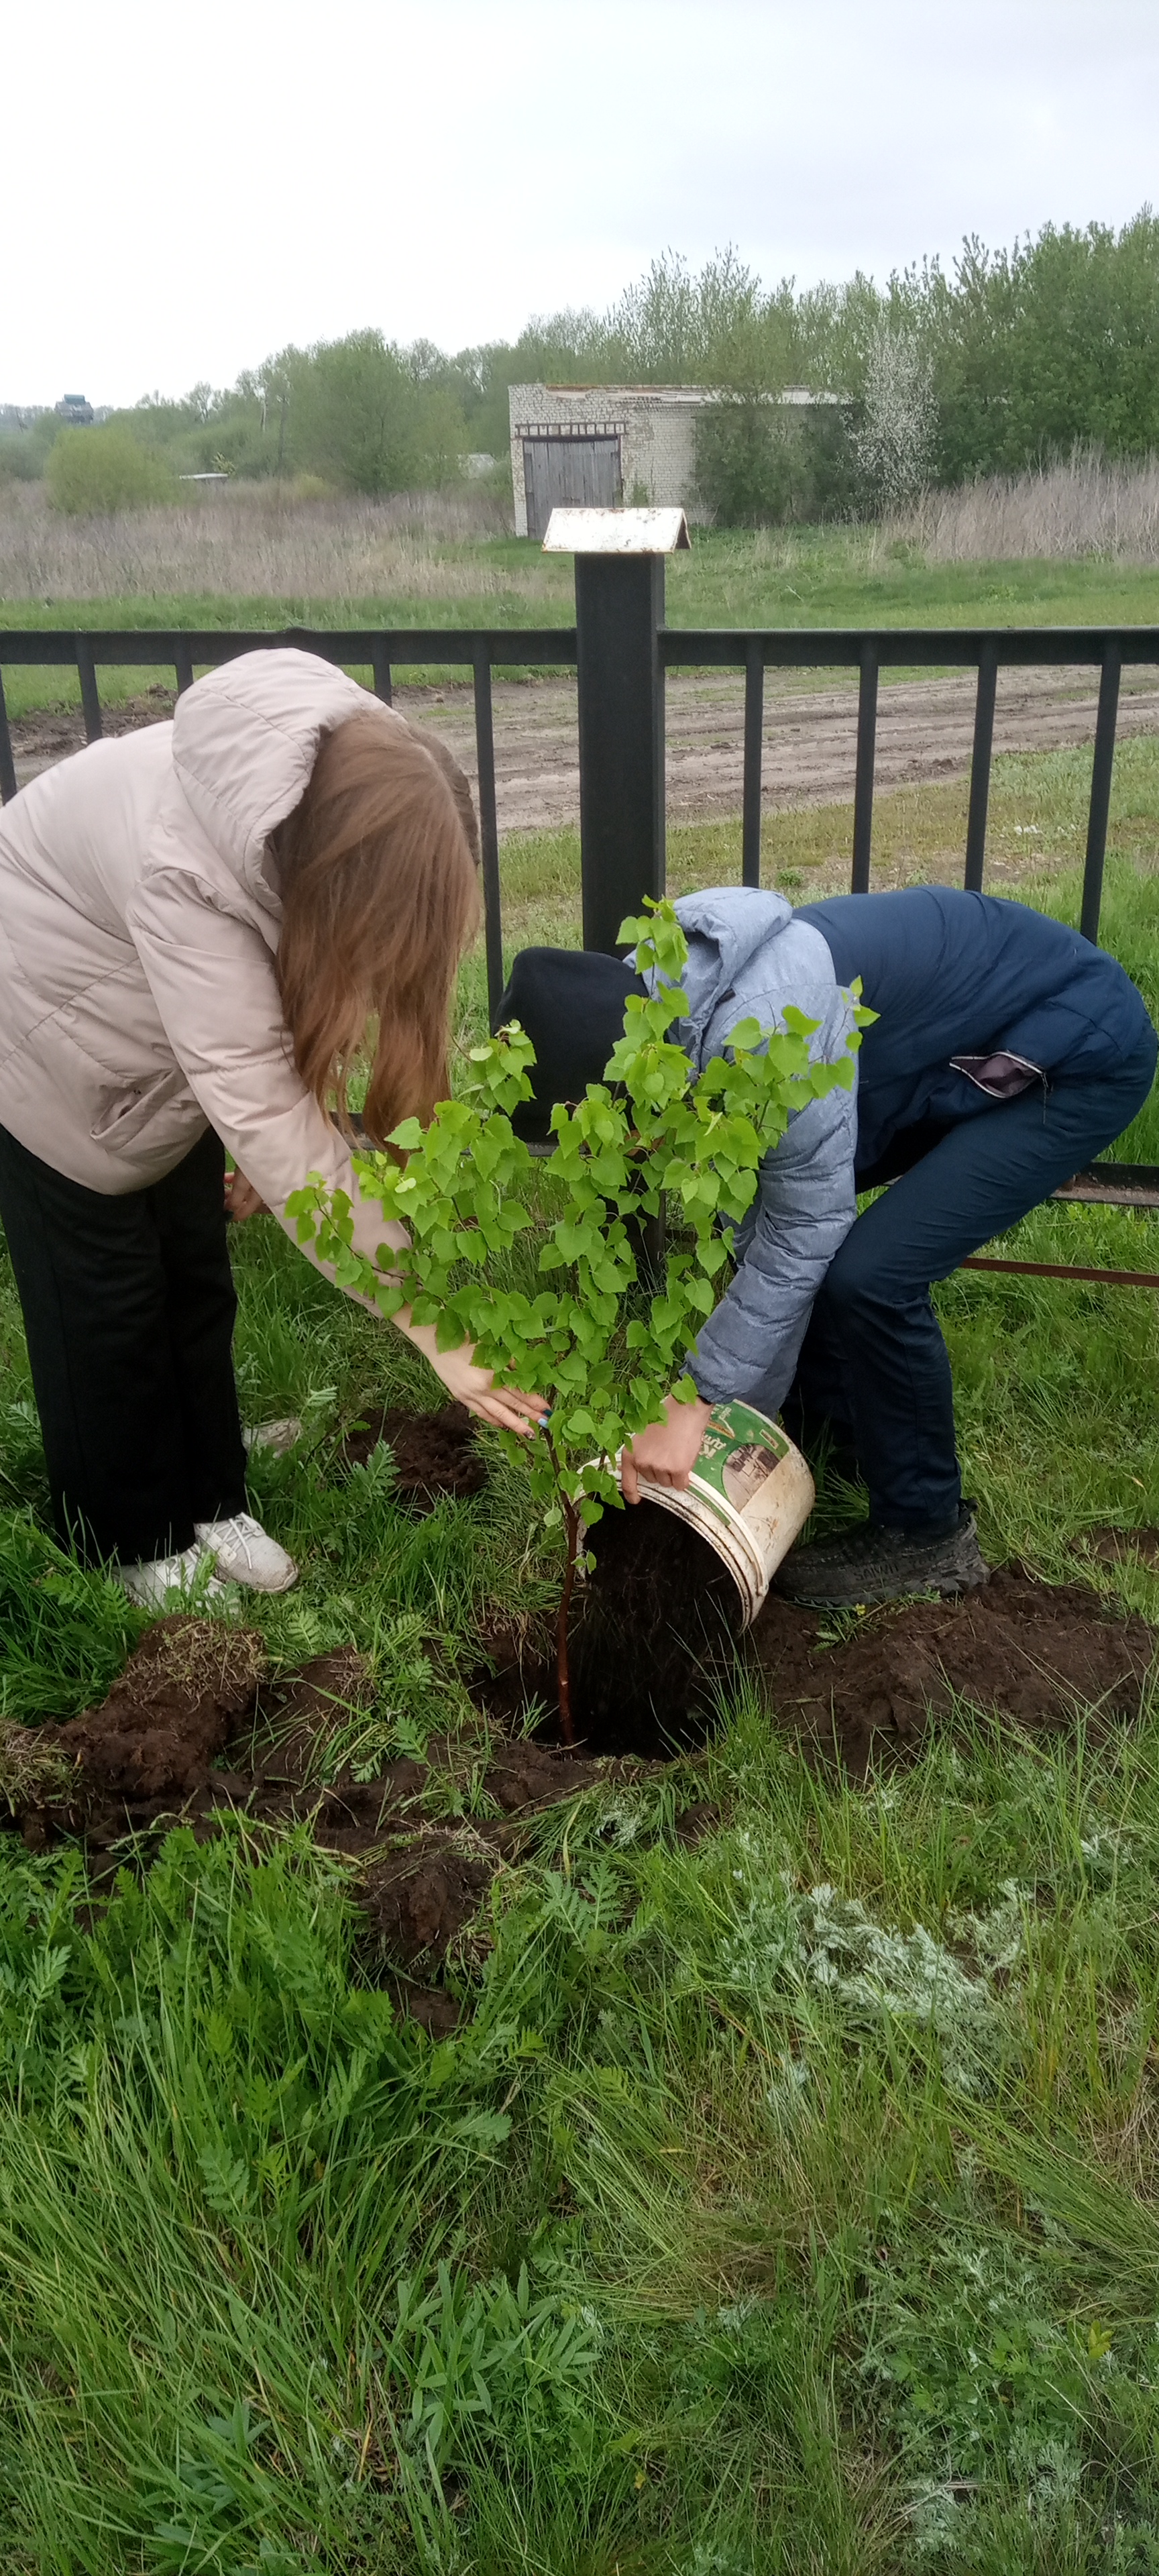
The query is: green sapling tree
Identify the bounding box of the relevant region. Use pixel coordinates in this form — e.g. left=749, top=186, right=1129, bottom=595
left=288, top=902, right=864, bottom=1741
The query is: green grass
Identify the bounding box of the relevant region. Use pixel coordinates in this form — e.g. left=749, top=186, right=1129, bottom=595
left=3, top=790, right=1159, bottom=2567
left=3, top=522, right=1159, bottom=720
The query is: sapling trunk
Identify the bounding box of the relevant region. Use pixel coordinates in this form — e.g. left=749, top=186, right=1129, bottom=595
left=555, top=1493, right=582, bottom=1748
left=543, top=1426, right=577, bottom=1746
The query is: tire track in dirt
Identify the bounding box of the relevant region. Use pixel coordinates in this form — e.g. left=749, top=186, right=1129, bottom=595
left=388, top=665, right=1159, bottom=835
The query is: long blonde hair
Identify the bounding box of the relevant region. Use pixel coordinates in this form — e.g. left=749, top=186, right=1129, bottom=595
left=272, top=708, right=480, bottom=1142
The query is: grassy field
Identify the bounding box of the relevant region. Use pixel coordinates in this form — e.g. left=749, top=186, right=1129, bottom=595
left=3, top=515, right=1159, bottom=722
left=1, top=737, right=1159, bottom=2568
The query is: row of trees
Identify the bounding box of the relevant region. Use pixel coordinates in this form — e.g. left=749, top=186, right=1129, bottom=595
left=5, top=211, right=1159, bottom=522
left=1, top=333, right=468, bottom=511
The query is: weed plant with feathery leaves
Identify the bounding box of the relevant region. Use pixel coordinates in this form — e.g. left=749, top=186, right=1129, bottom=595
left=288, top=898, right=866, bottom=1739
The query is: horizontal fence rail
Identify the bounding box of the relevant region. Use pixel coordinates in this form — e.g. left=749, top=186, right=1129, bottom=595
left=962, top=1254, right=1159, bottom=1288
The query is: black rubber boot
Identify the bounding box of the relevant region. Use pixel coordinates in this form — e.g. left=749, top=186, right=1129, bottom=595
left=774, top=1503, right=989, bottom=1609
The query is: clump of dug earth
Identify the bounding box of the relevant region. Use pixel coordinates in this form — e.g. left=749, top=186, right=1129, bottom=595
left=0, top=1612, right=630, bottom=2028
left=2, top=1617, right=268, bottom=1845
left=483, top=1497, right=1159, bottom=1765
left=747, top=1564, right=1158, bottom=1774
left=3, top=1409, right=1156, bottom=2024
left=338, top=1400, right=486, bottom=1505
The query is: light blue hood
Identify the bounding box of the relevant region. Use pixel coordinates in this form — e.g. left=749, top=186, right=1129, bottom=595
left=643, top=885, right=856, bottom=1079
left=663, top=888, right=793, bottom=1040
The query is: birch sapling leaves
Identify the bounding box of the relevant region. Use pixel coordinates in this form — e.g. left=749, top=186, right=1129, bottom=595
left=287, top=902, right=867, bottom=1730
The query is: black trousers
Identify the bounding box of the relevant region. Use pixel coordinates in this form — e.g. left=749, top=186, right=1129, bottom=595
left=0, top=1123, right=247, bottom=1564
left=784, top=1037, right=1158, bottom=1532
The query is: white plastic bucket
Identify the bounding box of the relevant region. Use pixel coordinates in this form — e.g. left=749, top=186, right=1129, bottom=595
left=612, top=1398, right=816, bottom=1627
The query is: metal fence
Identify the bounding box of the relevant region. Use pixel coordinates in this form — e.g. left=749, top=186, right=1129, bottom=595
left=663, top=626, right=1148, bottom=949
left=2, top=600, right=1159, bottom=1271
left=2, top=612, right=1154, bottom=1020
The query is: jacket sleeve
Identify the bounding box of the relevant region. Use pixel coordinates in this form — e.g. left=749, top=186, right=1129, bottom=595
left=687, top=1067, right=859, bottom=1416
left=125, top=864, right=406, bottom=1300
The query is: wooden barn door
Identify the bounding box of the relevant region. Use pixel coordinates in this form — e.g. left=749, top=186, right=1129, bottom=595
left=522, top=434, right=622, bottom=539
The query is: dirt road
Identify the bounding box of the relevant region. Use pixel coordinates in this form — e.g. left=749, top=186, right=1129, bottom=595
left=9, top=661, right=1159, bottom=831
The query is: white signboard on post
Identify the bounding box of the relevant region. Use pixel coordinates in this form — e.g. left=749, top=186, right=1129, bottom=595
left=542, top=506, right=690, bottom=554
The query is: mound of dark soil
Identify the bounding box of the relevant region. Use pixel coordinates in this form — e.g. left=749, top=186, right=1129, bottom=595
left=360, top=1838, right=496, bottom=1969
left=474, top=1509, right=1159, bottom=1770
left=229, top=1646, right=376, bottom=1791
left=1, top=1623, right=625, bottom=1997
left=9, top=1617, right=268, bottom=1844
left=339, top=1402, right=486, bottom=1506
left=748, top=1566, right=1157, bottom=1774
left=360, top=1735, right=665, bottom=1989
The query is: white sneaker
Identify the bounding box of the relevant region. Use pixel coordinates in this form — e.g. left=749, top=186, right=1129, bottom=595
left=114, top=1542, right=227, bottom=1611
left=243, top=1417, right=303, bottom=1456
left=194, top=1511, right=298, bottom=1593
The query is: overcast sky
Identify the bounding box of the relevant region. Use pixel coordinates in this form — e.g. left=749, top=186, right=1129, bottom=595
left=8, top=0, right=1159, bottom=408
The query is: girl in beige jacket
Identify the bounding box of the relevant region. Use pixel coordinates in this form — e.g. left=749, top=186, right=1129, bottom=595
left=0, top=647, right=541, bottom=1606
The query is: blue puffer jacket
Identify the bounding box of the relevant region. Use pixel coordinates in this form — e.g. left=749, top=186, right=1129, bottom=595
left=798, top=886, right=1157, bottom=1180
left=653, top=884, right=1156, bottom=1415
left=643, top=889, right=860, bottom=1414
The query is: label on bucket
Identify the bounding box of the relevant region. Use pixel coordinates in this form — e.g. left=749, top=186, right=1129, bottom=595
left=685, top=1400, right=792, bottom=1519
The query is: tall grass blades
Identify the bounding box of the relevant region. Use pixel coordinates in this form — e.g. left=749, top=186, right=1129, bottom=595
left=895, top=447, right=1159, bottom=563
left=0, top=480, right=518, bottom=608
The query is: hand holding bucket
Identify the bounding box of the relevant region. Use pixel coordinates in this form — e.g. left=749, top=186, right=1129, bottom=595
left=610, top=1399, right=816, bottom=1626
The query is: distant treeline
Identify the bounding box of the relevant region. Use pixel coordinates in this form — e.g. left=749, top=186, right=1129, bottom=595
left=6, top=213, right=1159, bottom=524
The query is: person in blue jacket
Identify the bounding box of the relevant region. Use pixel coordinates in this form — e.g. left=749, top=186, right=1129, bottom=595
left=496, top=885, right=1157, bottom=1608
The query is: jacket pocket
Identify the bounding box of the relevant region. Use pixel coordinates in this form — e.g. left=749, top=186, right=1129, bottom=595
left=89, top=1066, right=194, bottom=1148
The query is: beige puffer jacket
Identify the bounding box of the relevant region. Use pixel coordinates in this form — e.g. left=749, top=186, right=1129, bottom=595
left=0, top=647, right=411, bottom=1289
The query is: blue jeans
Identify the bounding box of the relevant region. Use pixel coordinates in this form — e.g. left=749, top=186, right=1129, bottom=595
left=787, top=1039, right=1157, bottom=1530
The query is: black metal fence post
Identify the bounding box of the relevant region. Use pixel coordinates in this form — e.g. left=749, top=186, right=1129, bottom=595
left=850, top=640, right=879, bottom=891
left=741, top=638, right=764, bottom=888
left=1081, top=639, right=1122, bottom=946
left=964, top=638, right=998, bottom=892
left=0, top=669, right=15, bottom=804
left=76, top=636, right=103, bottom=743
left=472, top=649, right=505, bottom=1026
left=575, top=551, right=665, bottom=954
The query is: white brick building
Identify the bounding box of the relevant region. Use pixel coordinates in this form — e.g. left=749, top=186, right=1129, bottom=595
left=508, top=382, right=829, bottom=539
